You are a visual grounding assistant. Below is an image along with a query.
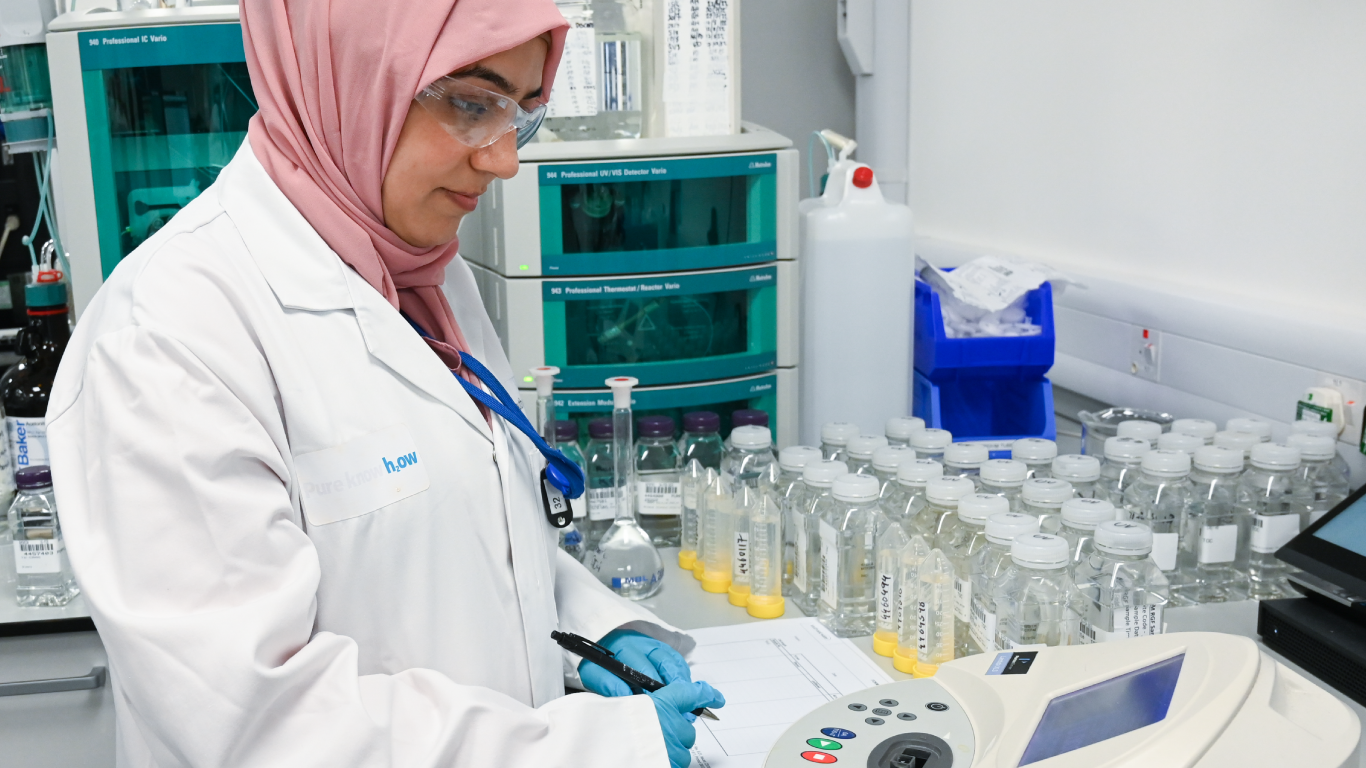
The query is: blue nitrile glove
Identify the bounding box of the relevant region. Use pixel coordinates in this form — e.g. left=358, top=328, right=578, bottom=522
left=648, top=680, right=727, bottom=768
left=579, top=629, right=692, bottom=697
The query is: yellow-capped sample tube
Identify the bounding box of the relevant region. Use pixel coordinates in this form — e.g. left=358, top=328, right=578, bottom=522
left=678, top=460, right=707, bottom=570
left=699, top=473, right=735, bottom=593
left=746, top=490, right=785, bottom=618
left=915, top=549, right=956, bottom=678
left=892, top=534, right=932, bottom=674
left=873, top=511, right=911, bottom=656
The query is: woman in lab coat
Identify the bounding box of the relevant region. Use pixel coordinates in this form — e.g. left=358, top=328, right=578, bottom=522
left=46, top=1, right=721, bottom=766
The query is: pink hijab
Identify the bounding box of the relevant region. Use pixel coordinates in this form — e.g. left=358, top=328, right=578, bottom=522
left=241, top=0, right=567, bottom=362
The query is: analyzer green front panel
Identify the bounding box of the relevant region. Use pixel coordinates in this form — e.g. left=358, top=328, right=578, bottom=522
left=551, top=374, right=779, bottom=445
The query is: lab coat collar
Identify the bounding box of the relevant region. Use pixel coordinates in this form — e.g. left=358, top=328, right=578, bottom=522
left=219, top=140, right=493, bottom=442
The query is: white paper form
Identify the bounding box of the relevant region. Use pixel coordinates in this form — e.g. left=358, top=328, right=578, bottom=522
left=687, top=618, right=892, bottom=768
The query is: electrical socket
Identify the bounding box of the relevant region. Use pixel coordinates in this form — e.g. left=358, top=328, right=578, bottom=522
left=1130, top=327, right=1161, bottom=382
left=1312, top=373, right=1366, bottom=447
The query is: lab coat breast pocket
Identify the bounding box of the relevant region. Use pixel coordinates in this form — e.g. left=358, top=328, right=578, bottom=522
left=294, top=424, right=431, bottom=526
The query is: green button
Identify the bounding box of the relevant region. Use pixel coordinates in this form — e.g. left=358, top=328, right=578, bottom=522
left=807, top=738, right=842, bottom=751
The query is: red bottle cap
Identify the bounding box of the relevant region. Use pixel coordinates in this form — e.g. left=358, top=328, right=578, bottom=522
left=852, top=167, right=874, bottom=188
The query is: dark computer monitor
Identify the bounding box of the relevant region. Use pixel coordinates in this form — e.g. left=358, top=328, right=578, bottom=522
left=1278, top=482, right=1366, bottom=600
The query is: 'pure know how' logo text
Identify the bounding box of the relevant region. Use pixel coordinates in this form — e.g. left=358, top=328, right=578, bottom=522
left=383, top=451, right=419, bottom=474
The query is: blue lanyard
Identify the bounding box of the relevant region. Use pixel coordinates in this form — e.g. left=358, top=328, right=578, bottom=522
left=403, top=315, right=585, bottom=500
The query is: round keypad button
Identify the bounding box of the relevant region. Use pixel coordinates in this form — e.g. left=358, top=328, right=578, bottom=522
left=896, top=712, right=917, bottom=721
left=871, top=708, right=891, bottom=716
left=847, top=703, right=867, bottom=712
left=864, top=717, right=885, bottom=726
left=926, top=702, right=949, bottom=712
left=878, top=699, right=899, bottom=707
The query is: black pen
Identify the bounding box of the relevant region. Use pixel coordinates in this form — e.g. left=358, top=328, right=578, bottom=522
left=552, top=631, right=719, bottom=720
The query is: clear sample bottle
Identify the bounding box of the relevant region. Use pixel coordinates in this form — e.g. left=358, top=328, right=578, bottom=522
left=635, top=415, right=682, bottom=546
left=1226, top=417, right=1273, bottom=443
left=820, top=421, right=861, bottom=461
left=1214, top=430, right=1260, bottom=469
left=995, top=534, right=1078, bottom=650
left=1170, top=419, right=1218, bottom=445
left=1052, top=454, right=1103, bottom=500
left=724, top=425, right=775, bottom=490
left=698, top=470, right=736, bottom=592
left=1121, top=449, right=1194, bottom=584
left=1287, top=434, right=1350, bottom=524
left=777, top=446, right=823, bottom=597
left=792, top=460, right=849, bottom=616
left=871, top=445, right=915, bottom=496
left=585, top=377, right=664, bottom=599
left=9, top=466, right=79, bottom=607
left=1157, top=432, right=1204, bottom=456
left=909, top=428, right=953, bottom=462
left=678, top=461, right=712, bottom=571
left=817, top=474, right=882, bottom=637
left=583, top=418, right=618, bottom=549
left=886, top=459, right=944, bottom=535
left=553, top=420, right=588, bottom=559
left=941, top=443, right=988, bottom=487
left=912, top=476, right=976, bottom=543
left=939, top=493, right=1008, bottom=658
left=915, top=549, right=957, bottom=677
left=1239, top=443, right=1312, bottom=600
left=891, top=534, right=933, bottom=674
left=978, top=459, right=1028, bottom=511
left=1116, top=419, right=1162, bottom=448
left=1291, top=420, right=1352, bottom=482
left=2, top=280, right=71, bottom=479
left=746, top=488, right=786, bottom=618
left=1073, top=521, right=1169, bottom=644
left=885, top=417, right=926, bottom=447
left=845, top=434, right=889, bottom=476
left=679, top=411, right=725, bottom=471
left=873, top=501, right=913, bottom=656
left=1058, top=497, right=1117, bottom=565
left=970, top=513, right=1040, bottom=655
left=1019, top=477, right=1075, bottom=535
left=1099, top=436, right=1151, bottom=505
left=1177, top=445, right=1249, bottom=604
left=1011, top=438, right=1058, bottom=480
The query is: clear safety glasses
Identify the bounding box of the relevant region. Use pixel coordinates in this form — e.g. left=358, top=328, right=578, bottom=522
left=415, top=75, right=547, bottom=150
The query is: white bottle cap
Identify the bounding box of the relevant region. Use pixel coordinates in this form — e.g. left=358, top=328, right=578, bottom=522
left=959, top=493, right=1010, bottom=524
left=821, top=422, right=861, bottom=446
left=909, top=428, right=953, bottom=451
left=926, top=476, right=977, bottom=504
left=1226, top=417, right=1272, bottom=442
left=1193, top=446, right=1244, bottom=473
left=885, top=417, right=926, bottom=441
left=832, top=474, right=881, bottom=502
left=1011, top=533, right=1071, bottom=570
left=1157, top=432, right=1203, bottom=455
left=803, top=460, right=850, bottom=487
left=1287, top=434, right=1336, bottom=461
left=847, top=434, right=889, bottom=460
left=605, top=376, right=638, bottom=409
left=731, top=425, right=772, bottom=450
left=1213, top=430, right=1259, bottom=457
left=872, top=445, right=916, bottom=473
left=1250, top=443, right=1301, bottom=471
left=1051, top=454, right=1101, bottom=483
left=779, top=445, right=824, bottom=473
left=530, top=366, right=560, bottom=397
left=985, top=512, right=1041, bottom=545
left=1021, top=477, right=1075, bottom=505
left=1011, top=438, right=1058, bottom=462
left=1104, top=436, right=1151, bottom=461
left=897, top=459, right=944, bottom=486
left=980, top=459, right=1028, bottom=485
left=1141, top=449, right=1192, bottom=477
left=1170, top=419, right=1218, bottom=441
left=1094, top=520, right=1153, bottom=556
left=943, top=442, right=989, bottom=469
left=1117, top=420, right=1162, bottom=443
left=1291, top=420, right=1340, bottom=439
left=1061, top=497, right=1117, bottom=529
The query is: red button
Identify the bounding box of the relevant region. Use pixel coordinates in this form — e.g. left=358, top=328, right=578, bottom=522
left=802, top=751, right=838, bottom=764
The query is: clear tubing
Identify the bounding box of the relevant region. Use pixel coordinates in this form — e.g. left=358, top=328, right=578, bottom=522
left=747, top=492, right=785, bottom=617
left=892, top=534, right=932, bottom=674
left=916, top=549, right=955, bottom=676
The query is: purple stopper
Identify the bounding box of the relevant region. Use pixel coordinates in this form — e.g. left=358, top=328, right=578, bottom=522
left=683, top=411, right=720, bottom=434
left=638, top=415, right=676, bottom=438
left=732, top=409, right=770, bottom=428
left=553, top=420, right=578, bottom=443
left=588, top=418, right=613, bottom=439
left=16, top=466, right=52, bottom=490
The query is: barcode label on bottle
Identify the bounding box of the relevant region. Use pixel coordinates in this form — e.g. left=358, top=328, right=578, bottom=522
left=970, top=598, right=996, bottom=653
left=953, top=577, right=972, bottom=623
left=733, top=531, right=750, bottom=577
left=1150, top=532, right=1179, bottom=571
left=877, top=570, right=897, bottom=626
left=1199, top=524, right=1238, bottom=564
left=14, top=537, right=62, bottom=575
left=794, top=523, right=809, bottom=591
left=587, top=488, right=619, bottom=521
left=1251, top=514, right=1301, bottom=554
left=637, top=481, right=682, bottom=516
left=819, top=520, right=839, bottom=610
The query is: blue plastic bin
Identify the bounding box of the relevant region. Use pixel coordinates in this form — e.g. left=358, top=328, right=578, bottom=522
left=913, top=275, right=1055, bottom=382
left=912, top=370, right=1057, bottom=445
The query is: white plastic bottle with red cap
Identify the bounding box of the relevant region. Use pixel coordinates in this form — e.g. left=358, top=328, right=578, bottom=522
left=800, top=162, right=915, bottom=446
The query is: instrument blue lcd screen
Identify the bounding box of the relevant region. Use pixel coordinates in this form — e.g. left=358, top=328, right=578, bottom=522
left=1313, top=494, right=1366, bottom=556
left=1018, top=653, right=1184, bottom=766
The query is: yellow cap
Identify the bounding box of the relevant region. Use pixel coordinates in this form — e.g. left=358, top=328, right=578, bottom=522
left=872, top=631, right=898, bottom=657
left=692, top=560, right=704, bottom=580
left=678, top=550, right=697, bottom=570
left=892, top=646, right=917, bottom=675
left=701, top=572, right=731, bottom=593
left=747, top=594, right=785, bottom=618
left=727, top=583, right=751, bottom=606
left=912, top=661, right=939, bottom=678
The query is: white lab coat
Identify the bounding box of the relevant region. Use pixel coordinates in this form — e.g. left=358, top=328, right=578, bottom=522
left=47, top=141, right=685, bottom=768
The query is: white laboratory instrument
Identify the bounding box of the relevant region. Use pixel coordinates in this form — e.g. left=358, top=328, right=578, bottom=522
left=763, top=632, right=1359, bottom=768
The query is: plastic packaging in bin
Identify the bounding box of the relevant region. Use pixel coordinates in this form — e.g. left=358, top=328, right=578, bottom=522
left=914, top=276, right=1055, bottom=382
